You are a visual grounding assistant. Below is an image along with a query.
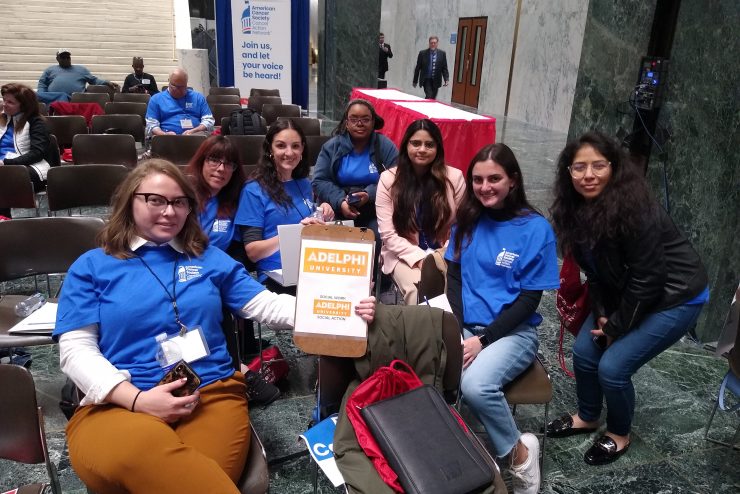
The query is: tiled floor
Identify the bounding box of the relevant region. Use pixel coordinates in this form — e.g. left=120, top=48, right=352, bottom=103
left=2, top=110, right=738, bottom=492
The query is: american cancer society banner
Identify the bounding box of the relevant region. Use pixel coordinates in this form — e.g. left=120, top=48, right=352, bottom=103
left=231, top=0, right=292, bottom=101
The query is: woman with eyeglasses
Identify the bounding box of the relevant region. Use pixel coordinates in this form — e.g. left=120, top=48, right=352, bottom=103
left=375, top=119, right=465, bottom=305
left=53, top=159, right=376, bottom=493
left=312, top=98, right=398, bottom=245
left=547, top=132, right=708, bottom=466
left=235, top=119, right=333, bottom=293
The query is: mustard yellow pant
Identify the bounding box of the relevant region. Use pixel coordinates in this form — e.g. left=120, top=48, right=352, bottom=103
left=67, top=373, right=249, bottom=494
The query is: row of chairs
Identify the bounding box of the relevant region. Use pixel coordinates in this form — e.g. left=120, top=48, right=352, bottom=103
left=209, top=87, right=280, bottom=98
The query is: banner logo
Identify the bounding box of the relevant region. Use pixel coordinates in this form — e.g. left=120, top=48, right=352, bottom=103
left=303, top=248, right=369, bottom=277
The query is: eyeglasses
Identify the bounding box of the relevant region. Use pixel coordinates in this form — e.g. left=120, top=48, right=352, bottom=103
left=348, top=116, right=372, bottom=126
left=134, top=193, right=192, bottom=212
left=168, top=82, right=187, bottom=90
left=568, top=160, right=611, bottom=178
left=205, top=156, right=237, bottom=171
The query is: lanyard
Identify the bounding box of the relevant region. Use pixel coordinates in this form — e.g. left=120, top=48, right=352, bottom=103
left=287, top=181, right=313, bottom=219
left=137, top=253, right=187, bottom=336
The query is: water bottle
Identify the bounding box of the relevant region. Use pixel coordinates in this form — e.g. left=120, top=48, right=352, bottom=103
left=309, top=206, right=324, bottom=221
left=14, top=293, right=46, bottom=317
left=155, top=333, right=182, bottom=367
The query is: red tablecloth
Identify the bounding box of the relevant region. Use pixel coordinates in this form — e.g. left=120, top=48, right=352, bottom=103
left=351, top=88, right=495, bottom=174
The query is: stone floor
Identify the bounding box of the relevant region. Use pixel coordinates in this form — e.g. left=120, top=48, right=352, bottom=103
left=2, top=111, right=739, bottom=492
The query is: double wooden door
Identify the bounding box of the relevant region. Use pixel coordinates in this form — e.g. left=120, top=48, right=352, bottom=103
left=451, top=17, right=488, bottom=108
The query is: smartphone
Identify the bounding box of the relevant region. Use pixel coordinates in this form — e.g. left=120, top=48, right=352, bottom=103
left=157, top=360, right=201, bottom=397
left=347, top=194, right=362, bottom=206
left=592, top=335, right=608, bottom=350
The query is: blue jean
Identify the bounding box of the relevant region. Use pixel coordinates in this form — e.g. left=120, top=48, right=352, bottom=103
left=461, top=323, right=538, bottom=457
left=573, top=303, right=704, bottom=436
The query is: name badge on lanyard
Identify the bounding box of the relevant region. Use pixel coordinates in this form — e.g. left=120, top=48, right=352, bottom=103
left=156, top=327, right=210, bottom=367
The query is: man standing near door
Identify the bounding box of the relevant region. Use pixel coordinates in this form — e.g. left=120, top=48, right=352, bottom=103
left=413, top=36, right=449, bottom=100
left=378, top=33, right=393, bottom=79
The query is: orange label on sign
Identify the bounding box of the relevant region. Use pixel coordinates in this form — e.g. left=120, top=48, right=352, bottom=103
left=303, top=248, right=369, bottom=277
left=313, top=299, right=352, bottom=317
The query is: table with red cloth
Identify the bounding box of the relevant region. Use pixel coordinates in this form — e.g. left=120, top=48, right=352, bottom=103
left=350, top=88, right=496, bottom=174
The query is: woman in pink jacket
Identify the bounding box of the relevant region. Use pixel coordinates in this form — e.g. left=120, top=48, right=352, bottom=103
left=376, top=119, right=465, bottom=304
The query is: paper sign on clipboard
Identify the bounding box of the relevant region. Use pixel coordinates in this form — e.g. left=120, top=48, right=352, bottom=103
left=293, top=224, right=374, bottom=357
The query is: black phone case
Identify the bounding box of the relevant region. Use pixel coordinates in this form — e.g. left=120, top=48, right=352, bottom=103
left=157, top=360, right=201, bottom=397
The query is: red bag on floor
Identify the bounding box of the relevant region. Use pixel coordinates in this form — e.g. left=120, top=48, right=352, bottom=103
left=246, top=345, right=289, bottom=384
left=556, top=254, right=590, bottom=377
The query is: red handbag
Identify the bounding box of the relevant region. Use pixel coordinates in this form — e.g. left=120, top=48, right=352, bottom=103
left=246, top=345, right=289, bottom=384
left=556, top=254, right=590, bottom=377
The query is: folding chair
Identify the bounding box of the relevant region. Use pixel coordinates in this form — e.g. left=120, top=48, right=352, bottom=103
left=70, top=91, right=110, bottom=109
left=262, top=103, right=301, bottom=125
left=44, top=115, right=88, bottom=150
left=250, top=88, right=280, bottom=97
left=47, top=164, right=129, bottom=215
left=210, top=87, right=241, bottom=97
left=150, top=134, right=208, bottom=166
left=113, top=92, right=151, bottom=104
left=305, top=135, right=330, bottom=168
left=212, top=103, right=242, bottom=125
left=248, top=95, right=282, bottom=114
left=207, top=94, right=241, bottom=106
left=226, top=135, right=265, bottom=166
left=72, top=134, right=138, bottom=168
left=104, top=102, right=148, bottom=124
left=38, top=102, right=48, bottom=116
left=85, top=84, right=116, bottom=99
left=277, top=116, right=321, bottom=136
left=91, top=114, right=146, bottom=145
left=0, top=166, right=38, bottom=216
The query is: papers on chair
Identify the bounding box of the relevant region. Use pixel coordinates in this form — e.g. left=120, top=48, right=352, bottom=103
left=8, top=302, right=57, bottom=335
left=423, top=293, right=453, bottom=313
left=300, top=414, right=345, bottom=487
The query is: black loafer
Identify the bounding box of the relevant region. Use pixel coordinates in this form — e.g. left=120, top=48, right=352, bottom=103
left=584, top=435, right=630, bottom=465
left=545, top=414, right=598, bottom=438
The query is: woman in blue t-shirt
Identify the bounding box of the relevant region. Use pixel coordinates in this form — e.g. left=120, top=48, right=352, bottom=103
left=235, top=119, right=333, bottom=292
left=445, top=144, right=559, bottom=494
left=53, top=159, right=375, bottom=493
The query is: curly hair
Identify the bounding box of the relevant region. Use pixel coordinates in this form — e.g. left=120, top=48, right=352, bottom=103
left=332, top=98, right=384, bottom=137
left=185, top=135, right=245, bottom=218
left=452, top=143, right=537, bottom=259
left=101, top=159, right=207, bottom=259
left=0, top=83, right=42, bottom=131
left=390, top=119, right=453, bottom=243
left=549, top=131, right=655, bottom=255
left=251, top=119, right=309, bottom=209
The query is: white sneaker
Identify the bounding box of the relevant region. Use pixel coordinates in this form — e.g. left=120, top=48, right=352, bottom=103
left=510, top=433, right=541, bottom=494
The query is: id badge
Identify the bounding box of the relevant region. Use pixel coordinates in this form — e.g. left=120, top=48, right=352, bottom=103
left=142, top=78, right=151, bottom=85
left=156, top=326, right=210, bottom=367
left=180, top=118, right=194, bottom=129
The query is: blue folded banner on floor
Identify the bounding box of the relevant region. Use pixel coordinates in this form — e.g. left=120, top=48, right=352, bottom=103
left=300, top=414, right=344, bottom=487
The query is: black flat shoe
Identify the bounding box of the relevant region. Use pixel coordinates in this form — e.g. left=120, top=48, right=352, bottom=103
left=584, top=435, right=630, bottom=465
left=545, top=414, right=598, bottom=438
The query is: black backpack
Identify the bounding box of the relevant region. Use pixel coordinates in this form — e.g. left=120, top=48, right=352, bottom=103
left=228, top=108, right=266, bottom=135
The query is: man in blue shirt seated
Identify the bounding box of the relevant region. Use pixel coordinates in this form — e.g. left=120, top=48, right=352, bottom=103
left=37, top=49, right=119, bottom=104
left=145, top=68, right=214, bottom=137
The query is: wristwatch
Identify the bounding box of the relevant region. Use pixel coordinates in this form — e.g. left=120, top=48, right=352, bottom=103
left=477, top=333, right=490, bottom=349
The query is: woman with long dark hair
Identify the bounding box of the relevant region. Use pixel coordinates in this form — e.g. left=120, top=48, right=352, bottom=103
left=235, top=119, right=333, bottom=291
left=547, top=131, right=708, bottom=465
left=445, top=143, right=559, bottom=494
left=376, top=119, right=464, bottom=304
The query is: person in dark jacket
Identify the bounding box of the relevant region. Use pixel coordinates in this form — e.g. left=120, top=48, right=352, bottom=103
left=378, top=33, right=393, bottom=79
left=412, top=36, right=449, bottom=100
left=121, top=57, right=160, bottom=95
left=548, top=131, right=709, bottom=466
left=311, top=99, right=398, bottom=257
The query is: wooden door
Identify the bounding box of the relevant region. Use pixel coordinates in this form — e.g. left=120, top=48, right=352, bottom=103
left=451, top=17, right=488, bottom=108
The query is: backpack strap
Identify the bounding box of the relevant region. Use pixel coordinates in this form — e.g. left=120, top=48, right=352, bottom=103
left=373, top=133, right=386, bottom=173
left=237, top=109, right=245, bottom=135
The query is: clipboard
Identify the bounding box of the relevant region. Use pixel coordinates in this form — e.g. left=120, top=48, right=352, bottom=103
left=293, top=224, right=375, bottom=357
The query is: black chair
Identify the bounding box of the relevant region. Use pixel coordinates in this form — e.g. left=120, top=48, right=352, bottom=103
left=210, top=87, right=241, bottom=97
left=47, top=164, right=129, bottom=215
left=276, top=116, right=321, bottom=136
left=38, top=102, right=48, bottom=116
left=211, top=103, right=242, bottom=125
left=91, top=114, right=146, bottom=145
left=0, top=166, right=37, bottom=215
left=150, top=134, right=208, bottom=166
left=305, top=135, right=331, bottom=168
left=70, top=92, right=110, bottom=109
left=247, top=95, right=282, bottom=113
left=72, top=134, right=138, bottom=168
left=85, top=84, right=116, bottom=99
left=44, top=115, right=88, bottom=150
left=225, top=135, right=265, bottom=166
left=249, top=88, right=280, bottom=97
left=207, top=94, right=241, bottom=106
left=113, top=92, right=151, bottom=104
left=262, top=103, right=301, bottom=125
left=104, top=102, right=148, bottom=124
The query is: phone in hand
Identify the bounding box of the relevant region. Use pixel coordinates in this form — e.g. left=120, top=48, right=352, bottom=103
left=347, top=194, right=363, bottom=207
left=157, top=360, right=201, bottom=397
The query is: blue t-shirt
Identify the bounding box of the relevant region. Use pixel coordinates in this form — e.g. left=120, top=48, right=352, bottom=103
left=234, top=178, right=314, bottom=280
left=145, top=88, right=213, bottom=135
left=336, top=147, right=379, bottom=187
left=54, top=244, right=265, bottom=391
left=0, top=119, right=14, bottom=160
left=445, top=213, right=560, bottom=327
left=198, top=196, right=237, bottom=251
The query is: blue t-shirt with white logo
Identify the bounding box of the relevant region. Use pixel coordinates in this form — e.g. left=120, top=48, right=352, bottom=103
left=445, top=213, right=559, bottom=328
left=336, top=147, right=378, bottom=187
left=145, top=88, right=213, bottom=135
left=198, top=196, right=237, bottom=251
left=54, top=244, right=265, bottom=391
left=234, top=178, right=314, bottom=280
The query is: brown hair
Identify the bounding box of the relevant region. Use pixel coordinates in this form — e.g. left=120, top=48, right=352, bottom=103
left=1, top=83, right=42, bottom=131
left=100, top=159, right=208, bottom=259
left=185, top=135, right=245, bottom=217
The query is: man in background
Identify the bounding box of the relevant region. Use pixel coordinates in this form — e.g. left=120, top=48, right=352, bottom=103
left=122, top=57, right=159, bottom=95
left=378, top=33, right=393, bottom=79
left=37, top=49, right=118, bottom=104
left=412, top=36, right=449, bottom=100
left=145, top=68, right=213, bottom=136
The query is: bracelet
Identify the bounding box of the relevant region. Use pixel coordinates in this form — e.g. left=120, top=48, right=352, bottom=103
left=131, top=390, right=143, bottom=412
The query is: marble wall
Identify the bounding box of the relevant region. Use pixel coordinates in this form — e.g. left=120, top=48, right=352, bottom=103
left=379, top=0, right=588, bottom=132
left=569, top=0, right=739, bottom=341
left=317, top=0, right=382, bottom=120
left=177, top=48, right=210, bottom=95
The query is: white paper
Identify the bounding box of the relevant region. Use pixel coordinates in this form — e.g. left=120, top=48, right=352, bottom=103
left=423, top=294, right=453, bottom=313
left=294, top=238, right=373, bottom=338
left=8, top=302, right=58, bottom=335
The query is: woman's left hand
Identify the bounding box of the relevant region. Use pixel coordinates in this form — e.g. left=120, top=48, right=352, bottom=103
left=590, top=319, right=614, bottom=347
left=320, top=203, right=335, bottom=222
left=355, top=296, right=376, bottom=323
left=462, top=336, right=483, bottom=368
left=300, top=216, right=324, bottom=226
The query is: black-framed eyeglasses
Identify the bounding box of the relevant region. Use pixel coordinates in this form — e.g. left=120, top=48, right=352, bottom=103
left=205, top=156, right=237, bottom=171
left=348, top=116, right=372, bottom=126
left=134, top=193, right=192, bottom=212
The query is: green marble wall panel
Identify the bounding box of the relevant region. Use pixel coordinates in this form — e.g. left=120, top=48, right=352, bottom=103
left=318, top=0, right=382, bottom=120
